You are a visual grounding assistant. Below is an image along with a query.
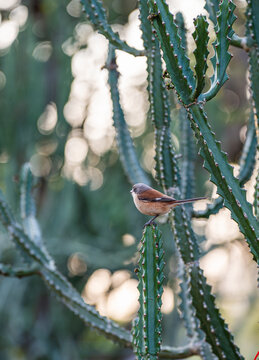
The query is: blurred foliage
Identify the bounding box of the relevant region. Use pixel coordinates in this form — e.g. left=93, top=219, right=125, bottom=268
left=0, top=0, right=258, bottom=359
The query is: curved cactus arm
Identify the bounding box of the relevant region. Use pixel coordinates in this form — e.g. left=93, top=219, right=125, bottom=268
left=139, top=0, right=179, bottom=191
left=205, top=1, right=253, bottom=50
left=132, top=225, right=164, bottom=359
left=159, top=343, right=201, bottom=359
left=0, top=187, right=132, bottom=346
left=80, top=0, right=143, bottom=57
left=193, top=107, right=257, bottom=219
left=40, top=267, right=132, bottom=346
left=0, top=190, right=55, bottom=269
left=106, top=45, right=150, bottom=186
left=20, top=164, right=49, bottom=254
left=192, top=16, right=209, bottom=99
left=193, top=196, right=224, bottom=219
left=204, top=0, right=219, bottom=25
left=171, top=206, right=244, bottom=360
left=20, top=163, right=36, bottom=221
left=0, top=263, right=40, bottom=278
left=175, top=12, right=187, bottom=49
left=238, top=109, right=257, bottom=186
left=201, top=0, right=236, bottom=101
left=147, top=0, right=195, bottom=104
left=186, top=104, right=259, bottom=260
left=230, top=34, right=255, bottom=50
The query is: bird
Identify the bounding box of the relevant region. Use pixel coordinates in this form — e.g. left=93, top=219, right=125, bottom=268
left=130, top=183, right=206, bottom=227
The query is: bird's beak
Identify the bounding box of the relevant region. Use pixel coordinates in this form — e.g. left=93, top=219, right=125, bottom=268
left=130, top=189, right=133, bottom=193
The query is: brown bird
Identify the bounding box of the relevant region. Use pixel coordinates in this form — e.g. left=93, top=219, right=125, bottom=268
left=131, top=183, right=206, bottom=226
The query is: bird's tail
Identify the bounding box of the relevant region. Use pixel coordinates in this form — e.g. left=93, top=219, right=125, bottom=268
left=173, top=197, right=206, bottom=205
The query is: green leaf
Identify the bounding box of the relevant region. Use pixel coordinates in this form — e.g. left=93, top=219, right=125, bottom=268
left=81, top=0, right=143, bottom=56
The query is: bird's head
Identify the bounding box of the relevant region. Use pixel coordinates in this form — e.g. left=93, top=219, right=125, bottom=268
left=130, top=183, right=151, bottom=195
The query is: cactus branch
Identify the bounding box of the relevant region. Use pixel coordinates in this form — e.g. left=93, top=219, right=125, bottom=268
left=0, top=187, right=132, bottom=347
left=204, top=0, right=219, bottom=25
left=147, top=0, right=195, bottom=104
left=133, top=225, right=164, bottom=359
left=193, top=106, right=257, bottom=219
left=106, top=45, right=150, bottom=186
left=80, top=0, right=143, bottom=56
left=192, top=15, right=209, bottom=99
left=171, top=206, right=244, bottom=360
left=0, top=263, right=40, bottom=278
left=185, top=104, right=259, bottom=260
left=139, top=0, right=179, bottom=191
left=201, top=0, right=236, bottom=101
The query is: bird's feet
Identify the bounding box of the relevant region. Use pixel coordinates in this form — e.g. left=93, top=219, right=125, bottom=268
left=143, top=218, right=158, bottom=228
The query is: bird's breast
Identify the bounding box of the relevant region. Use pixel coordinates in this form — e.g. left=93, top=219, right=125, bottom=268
left=132, top=193, right=171, bottom=216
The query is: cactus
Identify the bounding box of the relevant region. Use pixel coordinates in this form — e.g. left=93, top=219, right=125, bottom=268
left=80, top=0, right=143, bottom=56
left=132, top=225, right=164, bottom=359
left=106, top=45, right=150, bottom=185
left=0, top=0, right=259, bottom=359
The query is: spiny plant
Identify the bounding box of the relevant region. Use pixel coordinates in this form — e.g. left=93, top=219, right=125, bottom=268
left=0, top=0, right=258, bottom=359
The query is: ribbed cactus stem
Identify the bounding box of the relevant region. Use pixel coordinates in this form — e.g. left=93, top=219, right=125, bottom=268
left=201, top=0, right=236, bottom=101
left=133, top=225, right=164, bottom=359
left=139, top=0, right=179, bottom=191
left=147, top=0, right=195, bottom=104
left=192, top=15, right=209, bottom=99
left=193, top=107, right=257, bottom=219
left=171, top=206, right=244, bottom=360
left=246, top=0, right=259, bottom=221
left=186, top=103, right=259, bottom=259
left=106, top=45, right=150, bottom=185
left=80, top=0, right=143, bottom=56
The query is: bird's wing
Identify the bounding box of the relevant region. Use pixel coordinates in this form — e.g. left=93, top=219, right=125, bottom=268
left=138, top=189, right=175, bottom=203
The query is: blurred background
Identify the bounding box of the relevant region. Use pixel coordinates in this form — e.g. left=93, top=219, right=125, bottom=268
left=0, top=0, right=258, bottom=359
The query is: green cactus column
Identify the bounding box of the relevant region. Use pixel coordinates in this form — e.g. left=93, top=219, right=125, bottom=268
left=132, top=225, right=164, bottom=359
